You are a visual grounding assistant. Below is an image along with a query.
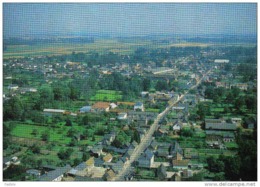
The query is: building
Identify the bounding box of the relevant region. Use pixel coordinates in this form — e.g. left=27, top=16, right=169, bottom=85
left=205, top=118, right=237, bottom=144
left=43, top=109, right=66, bottom=116
left=103, top=153, right=113, bottom=163
left=138, top=149, right=154, bottom=168
left=8, top=84, right=19, bottom=91
left=214, top=59, right=229, bottom=63
left=150, top=67, right=174, bottom=75
left=134, top=102, right=144, bottom=111
left=26, top=169, right=41, bottom=177
left=172, top=160, right=190, bottom=170
left=38, top=165, right=71, bottom=181
left=117, top=112, right=127, bottom=120
left=79, top=106, right=92, bottom=113
left=92, top=102, right=110, bottom=112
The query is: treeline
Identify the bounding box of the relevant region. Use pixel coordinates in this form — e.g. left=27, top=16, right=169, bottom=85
left=4, top=37, right=94, bottom=45
left=206, top=129, right=257, bottom=181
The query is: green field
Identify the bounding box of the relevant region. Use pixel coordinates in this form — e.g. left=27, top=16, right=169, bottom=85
left=90, top=90, right=123, bottom=101
left=3, top=39, right=152, bottom=58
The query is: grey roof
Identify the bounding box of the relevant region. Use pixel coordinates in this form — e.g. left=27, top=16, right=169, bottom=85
left=125, top=148, right=134, bottom=157
left=80, top=106, right=91, bottom=112
left=94, top=158, right=104, bottom=167
left=171, top=141, right=183, bottom=155
left=74, top=176, right=103, bottom=181
left=26, top=169, right=41, bottom=176
left=205, top=122, right=236, bottom=131
left=74, top=162, right=87, bottom=171
left=135, top=102, right=143, bottom=107
left=112, top=160, right=124, bottom=173
left=38, top=165, right=71, bottom=181
left=90, top=145, right=103, bottom=153
left=157, top=148, right=169, bottom=157
left=206, top=130, right=235, bottom=137
left=145, top=149, right=154, bottom=159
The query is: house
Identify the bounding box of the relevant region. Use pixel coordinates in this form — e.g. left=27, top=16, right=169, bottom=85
left=112, top=160, right=124, bottom=174
left=94, top=158, right=104, bottom=167
left=3, top=156, right=20, bottom=169
left=92, top=102, right=110, bottom=112
left=110, top=103, right=118, bottom=109
left=68, top=162, right=88, bottom=177
left=134, top=102, right=144, bottom=111
left=26, top=169, right=41, bottom=177
left=141, top=91, right=149, bottom=98
left=79, top=106, right=92, bottom=113
left=214, top=59, right=229, bottom=63
left=8, top=84, right=19, bottom=91
left=170, top=141, right=184, bottom=158
left=170, top=173, right=181, bottom=181
left=231, top=83, right=248, bottom=91
left=156, top=143, right=171, bottom=158
left=149, top=140, right=159, bottom=151
left=173, top=121, right=183, bottom=132
left=138, top=149, right=154, bottom=168
left=85, top=157, right=95, bottom=169
left=181, top=169, right=193, bottom=178
left=90, top=145, right=103, bottom=157
left=103, top=169, right=116, bottom=181
left=172, top=160, right=191, bottom=170
left=205, top=119, right=236, bottom=131
left=103, top=153, right=113, bottom=163
left=117, top=112, right=127, bottom=120
left=38, top=165, right=71, bottom=181
left=157, top=164, right=167, bottom=180
left=231, top=118, right=242, bottom=125
left=102, top=132, right=116, bottom=145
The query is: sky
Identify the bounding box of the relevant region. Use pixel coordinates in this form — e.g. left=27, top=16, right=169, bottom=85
left=3, top=3, right=257, bottom=37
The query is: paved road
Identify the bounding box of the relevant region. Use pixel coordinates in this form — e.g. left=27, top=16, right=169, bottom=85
left=112, top=69, right=211, bottom=181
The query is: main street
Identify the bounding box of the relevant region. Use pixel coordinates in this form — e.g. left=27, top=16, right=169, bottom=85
left=112, top=69, right=211, bottom=181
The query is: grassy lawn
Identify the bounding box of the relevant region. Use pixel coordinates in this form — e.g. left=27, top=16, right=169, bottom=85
left=224, top=142, right=239, bottom=149
left=10, top=123, right=87, bottom=145
left=211, top=108, right=224, bottom=112
left=146, top=108, right=160, bottom=113
left=90, top=89, right=123, bottom=101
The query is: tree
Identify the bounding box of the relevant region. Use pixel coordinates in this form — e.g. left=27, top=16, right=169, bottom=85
left=67, top=127, right=78, bottom=138
left=213, top=172, right=226, bottom=181
left=207, top=156, right=225, bottom=173
left=82, top=152, right=90, bottom=161
left=3, top=96, right=24, bottom=120
left=155, top=80, right=168, bottom=91
left=69, top=138, right=77, bottom=146
left=73, top=158, right=81, bottom=167
left=133, top=130, right=141, bottom=143
left=143, top=78, right=151, bottom=91
left=180, top=128, right=194, bottom=137
left=197, top=103, right=208, bottom=120
left=112, top=131, right=130, bottom=148
left=30, top=144, right=40, bottom=154
left=3, top=165, right=26, bottom=181
left=205, top=86, right=214, bottom=99
left=57, top=148, right=73, bottom=160
left=219, top=156, right=241, bottom=181
left=157, top=164, right=167, bottom=180
left=82, top=115, right=89, bottom=126
left=41, top=131, right=50, bottom=141
left=65, top=118, right=72, bottom=126
left=39, top=85, right=54, bottom=104
left=31, top=129, right=39, bottom=136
